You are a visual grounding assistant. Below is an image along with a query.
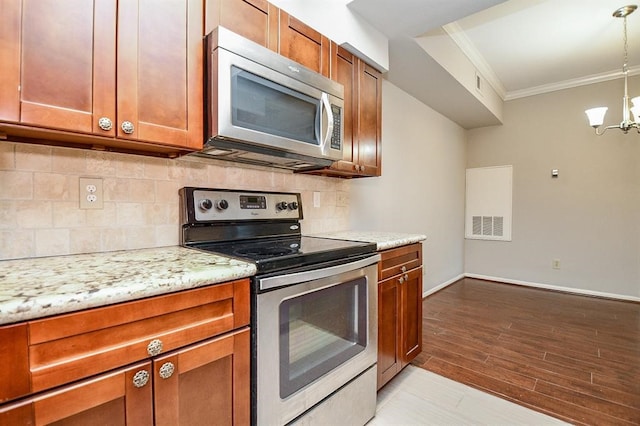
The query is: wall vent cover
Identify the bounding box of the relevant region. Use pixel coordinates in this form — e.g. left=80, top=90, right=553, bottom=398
left=465, top=166, right=512, bottom=241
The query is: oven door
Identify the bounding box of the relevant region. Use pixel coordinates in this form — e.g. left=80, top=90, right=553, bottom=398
left=254, top=254, right=379, bottom=425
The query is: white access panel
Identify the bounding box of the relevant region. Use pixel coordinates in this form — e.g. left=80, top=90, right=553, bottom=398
left=465, top=165, right=512, bottom=241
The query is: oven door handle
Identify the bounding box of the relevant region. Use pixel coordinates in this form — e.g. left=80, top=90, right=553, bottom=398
left=259, top=254, right=381, bottom=291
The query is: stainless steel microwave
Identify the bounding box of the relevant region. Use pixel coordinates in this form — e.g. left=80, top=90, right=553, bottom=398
left=197, top=27, right=344, bottom=171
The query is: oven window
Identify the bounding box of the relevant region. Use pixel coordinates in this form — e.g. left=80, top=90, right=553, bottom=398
left=279, top=277, right=367, bottom=398
left=231, top=66, right=320, bottom=145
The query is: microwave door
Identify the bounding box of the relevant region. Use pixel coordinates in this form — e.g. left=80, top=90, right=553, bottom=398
left=214, top=49, right=329, bottom=158
left=231, top=67, right=321, bottom=146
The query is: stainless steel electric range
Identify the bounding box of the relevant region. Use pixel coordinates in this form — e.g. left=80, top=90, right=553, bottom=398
left=179, top=187, right=380, bottom=425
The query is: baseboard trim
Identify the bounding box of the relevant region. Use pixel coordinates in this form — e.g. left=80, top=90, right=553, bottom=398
left=464, top=273, right=640, bottom=303
left=423, top=274, right=464, bottom=298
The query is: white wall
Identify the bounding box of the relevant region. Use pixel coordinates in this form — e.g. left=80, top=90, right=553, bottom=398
left=466, top=76, right=640, bottom=299
left=350, top=81, right=467, bottom=292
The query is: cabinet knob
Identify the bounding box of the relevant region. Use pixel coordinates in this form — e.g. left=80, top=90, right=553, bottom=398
left=132, top=370, right=150, bottom=388
left=158, top=362, right=175, bottom=379
left=147, top=339, right=163, bottom=356
left=98, top=117, right=113, bottom=131
left=121, top=121, right=135, bottom=134
left=398, top=276, right=405, bottom=284
left=401, top=266, right=407, bottom=273
left=404, top=273, right=409, bottom=281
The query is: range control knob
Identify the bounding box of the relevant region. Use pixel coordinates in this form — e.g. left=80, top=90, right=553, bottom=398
left=215, top=199, right=229, bottom=210
left=288, top=201, right=299, bottom=210
left=276, top=201, right=289, bottom=211
left=199, top=199, right=213, bottom=211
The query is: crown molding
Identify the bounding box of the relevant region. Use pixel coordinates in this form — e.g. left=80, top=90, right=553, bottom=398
left=442, top=22, right=640, bottom=102
left=505, top=67, right=640, bottom=100
left=442, top=22, right=506, bottom=100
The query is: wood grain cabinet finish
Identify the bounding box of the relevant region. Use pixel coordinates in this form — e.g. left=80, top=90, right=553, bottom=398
left=307, top=45, right=382, bottom=178
left=205, top=0, right=278, bottom=50
left=0, top=278, right=250, bottom=425
left=278, top=11, right=330, bottom=77
left=0, top=0, right=203, bottom=154
left=377, top=243, right=423, bottom=390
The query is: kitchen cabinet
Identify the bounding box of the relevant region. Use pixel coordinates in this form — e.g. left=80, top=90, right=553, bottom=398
left=307, top=45, right=382, bottom=178
left=0, top=278, right=250, bottom=425
left=205, top=0, right=278, bottom=50
left=377, top=243, right=423, bottom=389
left=278, top=11, right=330, bottom=77
left=0, top=0, right=203, bottom=156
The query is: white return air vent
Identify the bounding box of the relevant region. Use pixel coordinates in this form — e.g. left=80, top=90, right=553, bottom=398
left=465, top=166, right=512, bottom=241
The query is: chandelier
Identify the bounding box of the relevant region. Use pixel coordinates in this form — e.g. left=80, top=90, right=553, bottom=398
left=585, top=5, right=640, bottom=135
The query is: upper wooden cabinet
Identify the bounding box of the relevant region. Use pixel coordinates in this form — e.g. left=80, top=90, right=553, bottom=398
left=0, top=0, right=203, bottom=155
left=278, top=11, right=330, bottom=77
left=308, top=45, right=382, bottom=178
left=205, top=0, right=278, bottom=50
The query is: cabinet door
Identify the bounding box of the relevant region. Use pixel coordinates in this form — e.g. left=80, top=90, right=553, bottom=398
left=400, top=267, right=423, bottom=367
left=118, top=0, right=203, bottom=149
left=206, top=0, right=278, bottom=50
left=377, top=277, right=401, bottom=390
left=356, top=61, right=382, bottom=176
left=154, top=328, right=250, bottom=426
left=0, top=0, right=22, bottom=122
left=0, top=362, right=153, bottom=425
left=0, top=323, right=30, bottom=403
left=279, top=11, right=329, bottom=77
left=16, top=0, right=116, bottom=136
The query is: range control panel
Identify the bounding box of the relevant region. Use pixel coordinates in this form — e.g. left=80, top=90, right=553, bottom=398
left=190, top=189, right=302, bottom=222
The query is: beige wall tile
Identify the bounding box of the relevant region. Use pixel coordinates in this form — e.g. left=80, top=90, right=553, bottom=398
left=70, top=227, right=102, bottom=254
left=51, top=147, right=86, bottom=174
left=86, top=151, right=117, bottom=176
left=35, top=228, right=70, bottom=257
left=53, top=201, right=87, bottom=228
left=0, top=143, right=16, bottom=170
left=15, top=144, right=52, bottom=171
left=1, top=144, right=351, bottom=260
left=0, top=201, right=18, bottom=229
left=0, top=230, right=34, bottom=259
left=17, top=200, right=53, bottom=229
left=0, top=171, right=33, bottom=200
left=117, top=203, right=145, bottom=226
left=34, top=173, right=76, bottom=201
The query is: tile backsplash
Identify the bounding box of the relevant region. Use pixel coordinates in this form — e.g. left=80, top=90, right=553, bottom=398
left=0, top=142, right=351, bottom=260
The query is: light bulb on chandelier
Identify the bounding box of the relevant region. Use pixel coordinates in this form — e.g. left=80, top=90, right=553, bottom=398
left=585, top=4, right=640, bottom=135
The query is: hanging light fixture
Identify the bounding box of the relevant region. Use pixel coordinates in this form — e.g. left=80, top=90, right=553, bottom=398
left=585, top=4, right=640, bottom=135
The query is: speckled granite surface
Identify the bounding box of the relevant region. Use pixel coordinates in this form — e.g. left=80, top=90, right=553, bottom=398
left=0, top=246, right=256, bottom=326
left=312, top=231, right=426, bottom=251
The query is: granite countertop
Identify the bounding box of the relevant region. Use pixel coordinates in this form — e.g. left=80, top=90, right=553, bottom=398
left=0, top=246, right=256, bottom=326
left=313, top=231, right=426, bottom=251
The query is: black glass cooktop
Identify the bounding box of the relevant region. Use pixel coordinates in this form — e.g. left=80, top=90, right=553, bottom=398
left=192, top=236, right=376, bottom=273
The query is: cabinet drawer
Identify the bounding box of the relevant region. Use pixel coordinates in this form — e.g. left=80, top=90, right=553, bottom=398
left=378, top=243, right=422, bottom=281
left=27, top=279, right=249, bottom=394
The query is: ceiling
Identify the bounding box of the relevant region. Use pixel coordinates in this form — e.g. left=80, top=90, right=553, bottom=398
left=347, top=0, right=640, bottom=128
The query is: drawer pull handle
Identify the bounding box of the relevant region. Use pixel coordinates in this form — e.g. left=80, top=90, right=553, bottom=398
left=399, top=276, right=404, bottom=284
left=159, top=362, right=175, bottom=379
left=401, top=266, right=407, bottom=273
left=132, top=370, right=150, bottom=388
left=121, top=120, right=135, bottom=134
left=98, top=117, right=113, bottom=131
left=147, top=339, right=163, bottom=356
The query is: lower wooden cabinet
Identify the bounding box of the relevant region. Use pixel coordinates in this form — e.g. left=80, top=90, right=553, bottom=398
left=377, top=243, right=423, bottom=390
left=0, top=279, right=251, bottom=425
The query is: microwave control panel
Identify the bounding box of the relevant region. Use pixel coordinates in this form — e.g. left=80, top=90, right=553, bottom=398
left=331, top=104, right=342, bottom=150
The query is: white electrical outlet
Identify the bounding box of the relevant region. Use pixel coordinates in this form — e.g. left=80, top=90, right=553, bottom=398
left=80, top=177, right=104, bottom=209
left=313, top=191, right=321, bottom=208
left=552, top=259, right=561, bottom=269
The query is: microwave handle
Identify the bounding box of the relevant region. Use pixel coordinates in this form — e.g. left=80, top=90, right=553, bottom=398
left=320, top=93, right=334, bottom=150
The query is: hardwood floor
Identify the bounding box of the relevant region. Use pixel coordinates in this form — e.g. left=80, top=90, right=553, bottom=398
left=412, top=278, right=640, bottom=425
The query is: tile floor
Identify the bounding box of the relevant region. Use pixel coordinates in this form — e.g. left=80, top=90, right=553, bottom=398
left=369, top=366, right=568, bottom=425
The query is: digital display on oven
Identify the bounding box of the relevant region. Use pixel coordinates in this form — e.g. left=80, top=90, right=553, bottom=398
left=240, top=195, right=267, bottom=209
